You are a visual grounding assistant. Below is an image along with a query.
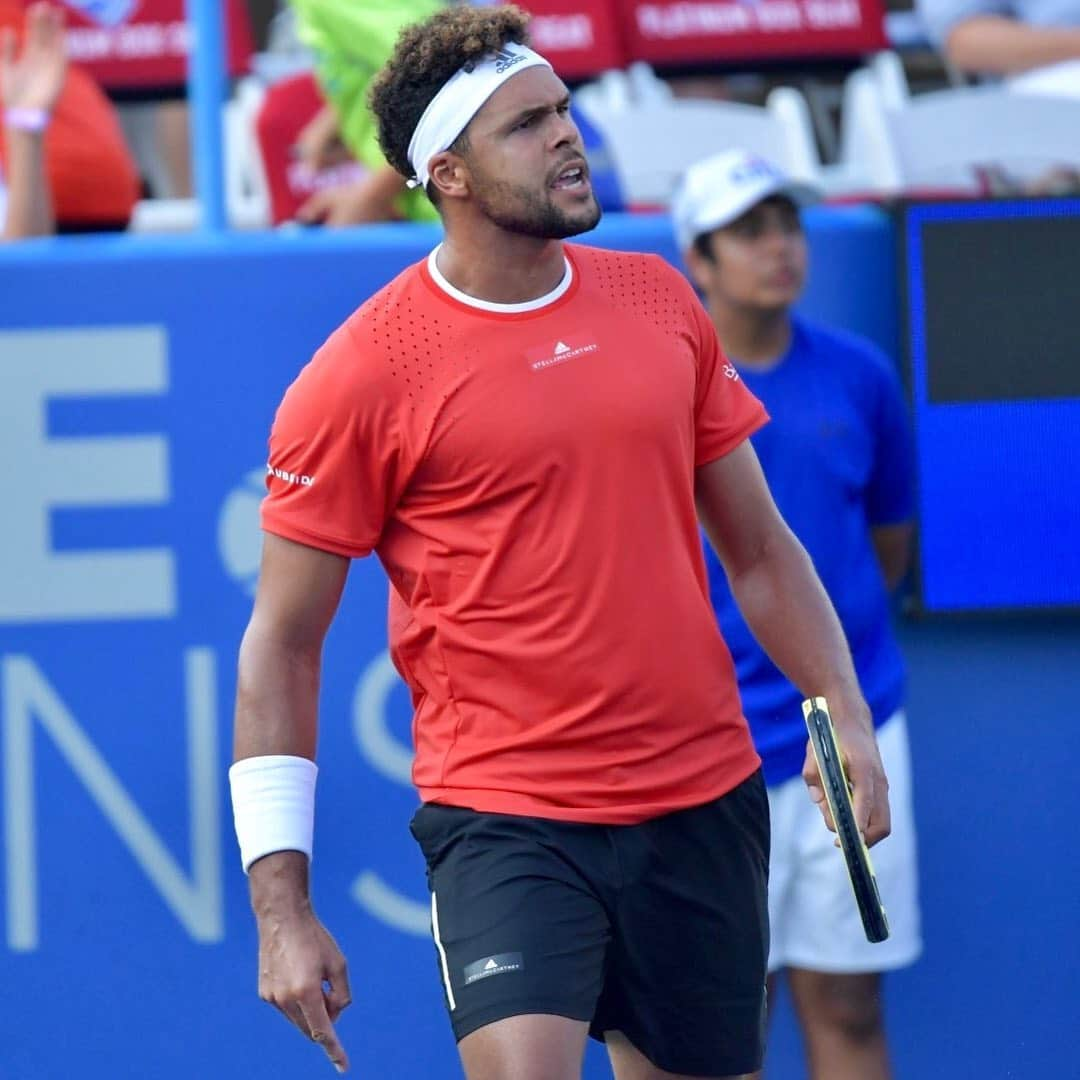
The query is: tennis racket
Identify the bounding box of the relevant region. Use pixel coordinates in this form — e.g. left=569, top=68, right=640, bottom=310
left=802, top=696, right=890, bottom=944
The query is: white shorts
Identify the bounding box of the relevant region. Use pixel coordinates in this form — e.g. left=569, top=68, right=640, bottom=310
left=767, top=710, right=922, bottom=974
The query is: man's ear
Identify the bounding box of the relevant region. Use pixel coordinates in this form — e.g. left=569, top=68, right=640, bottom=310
left=684, top=242, right=715, bottom=294
left=428, top=152, right=470, bottom=202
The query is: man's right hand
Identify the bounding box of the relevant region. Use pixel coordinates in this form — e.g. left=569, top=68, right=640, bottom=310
left=251, top=853, right=352, bottom=1073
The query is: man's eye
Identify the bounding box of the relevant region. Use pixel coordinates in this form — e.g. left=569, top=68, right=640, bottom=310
left=515, top=116, right=537, bottom=131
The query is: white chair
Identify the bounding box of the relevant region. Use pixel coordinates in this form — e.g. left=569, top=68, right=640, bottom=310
left=859, top=82, right=1080, bottom=193
left=129, top=196, right=268, bottom=233
left=573, top=61, right=673, bottom=119
left=825, top=56, right=909, bottom=196
left=578, top=90, right=821, bottom=206
left=224, top=76, right=271, bottom=229
left=130, top=77, right=273, bottom=233
left=1007, top=59, right=1080, bottom=102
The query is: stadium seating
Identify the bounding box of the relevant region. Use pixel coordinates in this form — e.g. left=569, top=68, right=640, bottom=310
left=577, top=91, right=822, bottom=208
left=836, top=57, right=1080, bottom=195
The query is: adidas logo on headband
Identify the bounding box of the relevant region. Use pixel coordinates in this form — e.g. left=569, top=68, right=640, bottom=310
left=494, top=47, right=528, bottom=75
left=407, top=44, right=553, bottom=189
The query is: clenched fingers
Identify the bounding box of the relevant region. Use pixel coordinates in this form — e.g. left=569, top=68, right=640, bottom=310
left=849, top=752, right=891, bottom=847
left=323, top=960, right=352, bottom=1023
left=802, top=749, right=837, bottom=834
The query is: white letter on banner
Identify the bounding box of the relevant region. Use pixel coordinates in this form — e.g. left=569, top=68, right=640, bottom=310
left=350, top=650, right=429, bottom=937
left=0, top=327, right=175, bottom=622
left=2, top=650, right=222, bottom=951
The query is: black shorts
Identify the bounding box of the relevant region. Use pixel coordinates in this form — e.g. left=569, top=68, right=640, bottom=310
left=409, top=770, right=770, bottom=1077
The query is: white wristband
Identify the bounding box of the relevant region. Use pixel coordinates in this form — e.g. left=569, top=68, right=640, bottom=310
left=4, top=107, right=49, bottom=133
left=229, top=755, right=317, bottom=874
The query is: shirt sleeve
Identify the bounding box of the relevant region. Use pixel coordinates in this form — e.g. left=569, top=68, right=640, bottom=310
left=664, top=264, right=769, bottom=466
left=865, top=352, right=916, bottom=526
left=260, top=321, right=412, bottom=558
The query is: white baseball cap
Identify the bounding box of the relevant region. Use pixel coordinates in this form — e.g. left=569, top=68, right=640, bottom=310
left=671, top=149, right=822, bottom=251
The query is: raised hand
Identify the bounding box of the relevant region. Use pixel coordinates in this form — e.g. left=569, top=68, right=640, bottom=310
left=1, top=3, right=67, bottom=116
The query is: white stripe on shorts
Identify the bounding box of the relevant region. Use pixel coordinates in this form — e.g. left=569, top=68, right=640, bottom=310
left=431, top=892, right=457, bottom=1011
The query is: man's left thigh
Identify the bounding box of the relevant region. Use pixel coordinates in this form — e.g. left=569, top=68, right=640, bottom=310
left=592, top=772, right=771, bottom=1077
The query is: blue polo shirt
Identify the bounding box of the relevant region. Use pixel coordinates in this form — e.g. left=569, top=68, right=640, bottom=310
left=708, top=316, right=914, bottom=786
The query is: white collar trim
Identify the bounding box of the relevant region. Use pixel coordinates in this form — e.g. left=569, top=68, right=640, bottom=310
left=427, top=245, right=573, bottom=313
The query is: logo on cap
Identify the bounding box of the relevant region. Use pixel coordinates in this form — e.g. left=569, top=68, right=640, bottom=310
left=730, top=156, right=782, bottom=186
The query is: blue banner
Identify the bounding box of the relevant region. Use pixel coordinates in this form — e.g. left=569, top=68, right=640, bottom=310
left=0, top=212, right=908, bottom=1079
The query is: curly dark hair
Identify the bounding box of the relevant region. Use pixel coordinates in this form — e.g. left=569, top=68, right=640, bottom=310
left=369, top=5, right=532, bottom=187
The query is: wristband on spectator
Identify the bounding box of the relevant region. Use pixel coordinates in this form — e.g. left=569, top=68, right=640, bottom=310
left=229, top=755, right=317, bottom=874
left=4, top=107, right=50, bottom=133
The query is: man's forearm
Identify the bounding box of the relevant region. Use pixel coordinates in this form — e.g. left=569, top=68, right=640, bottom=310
left=726, top=525, right=863, bottom=715
left=234, top=619, right=322, bottom=761
left=946, top=17, right=1080, bottom=76
left=234, top=622, right=323, bottom=908
left=2, top=127, right=54, bottom=239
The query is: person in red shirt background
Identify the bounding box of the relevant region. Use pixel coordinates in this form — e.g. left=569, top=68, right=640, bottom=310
left=0, top=0, right=138, bottom=236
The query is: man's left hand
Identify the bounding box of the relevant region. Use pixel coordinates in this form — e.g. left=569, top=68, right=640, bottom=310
left=802, top=689, right=891, bottom=847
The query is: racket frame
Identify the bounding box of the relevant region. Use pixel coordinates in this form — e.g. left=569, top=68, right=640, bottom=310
left=802, top=696, right=891, bottom=944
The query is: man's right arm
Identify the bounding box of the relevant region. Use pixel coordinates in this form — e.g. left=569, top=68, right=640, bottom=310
left=234, top=531, right=352, bottom=1073
left=235, top=532, right=348, bottom=762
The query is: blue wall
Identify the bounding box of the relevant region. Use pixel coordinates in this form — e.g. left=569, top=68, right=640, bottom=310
left=0, top=212, right=1074, bottom=1080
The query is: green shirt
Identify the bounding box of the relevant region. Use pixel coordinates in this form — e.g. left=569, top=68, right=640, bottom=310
left=290, top=0, right=443, bottom=222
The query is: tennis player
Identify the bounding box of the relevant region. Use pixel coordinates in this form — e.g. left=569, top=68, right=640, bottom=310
left=673, top=150, right=922, bottom=1080
left=230, top=9, right=890, bottom=1078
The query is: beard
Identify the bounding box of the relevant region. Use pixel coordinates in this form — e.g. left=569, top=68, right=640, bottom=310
left=470, top=169, right=602, bottom=239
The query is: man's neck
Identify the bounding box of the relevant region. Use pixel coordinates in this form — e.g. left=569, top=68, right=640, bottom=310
left=709, top=302, right=793, bottom=371
left=437, top=217, right=568, bottom=305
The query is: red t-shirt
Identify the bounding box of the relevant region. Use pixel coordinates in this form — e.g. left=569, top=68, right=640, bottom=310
left=263, top=244, right=769, bottom=823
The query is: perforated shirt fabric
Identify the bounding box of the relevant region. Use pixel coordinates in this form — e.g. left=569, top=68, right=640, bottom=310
left=262, top=244, right=768, bottom=823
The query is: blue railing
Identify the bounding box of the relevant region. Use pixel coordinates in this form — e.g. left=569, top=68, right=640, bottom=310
left=185, top=0, right=227, bottom=231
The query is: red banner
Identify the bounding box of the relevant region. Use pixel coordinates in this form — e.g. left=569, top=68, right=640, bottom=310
left=57, top=0, right=254, bottom=92
left=619, top=0, right=887, bottom=63
left=507, top=0, right=627, bottom=79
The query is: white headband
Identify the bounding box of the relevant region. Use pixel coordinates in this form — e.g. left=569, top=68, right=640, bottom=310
left=406, top=43, right=553, bottom=191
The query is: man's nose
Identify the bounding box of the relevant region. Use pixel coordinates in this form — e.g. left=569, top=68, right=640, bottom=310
left=551, top=112, right=581, bottom=151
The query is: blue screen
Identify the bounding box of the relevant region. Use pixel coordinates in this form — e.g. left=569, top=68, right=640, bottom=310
left=903, top=199, right=1080, bottom=612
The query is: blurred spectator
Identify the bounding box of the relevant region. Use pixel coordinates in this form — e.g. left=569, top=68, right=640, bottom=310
left=673, top=149, right=923, bottom=1080
left=288, top=0, right=443, bottom=225
left=1, top=2, right=63, bottom=238
left=1, top=1, right=138, bottom=238
left=254, top=69, right=370, bottom=226
left=53, top=0, right=254, bottom=199
left=918, top=0, right=1080, bottom=77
